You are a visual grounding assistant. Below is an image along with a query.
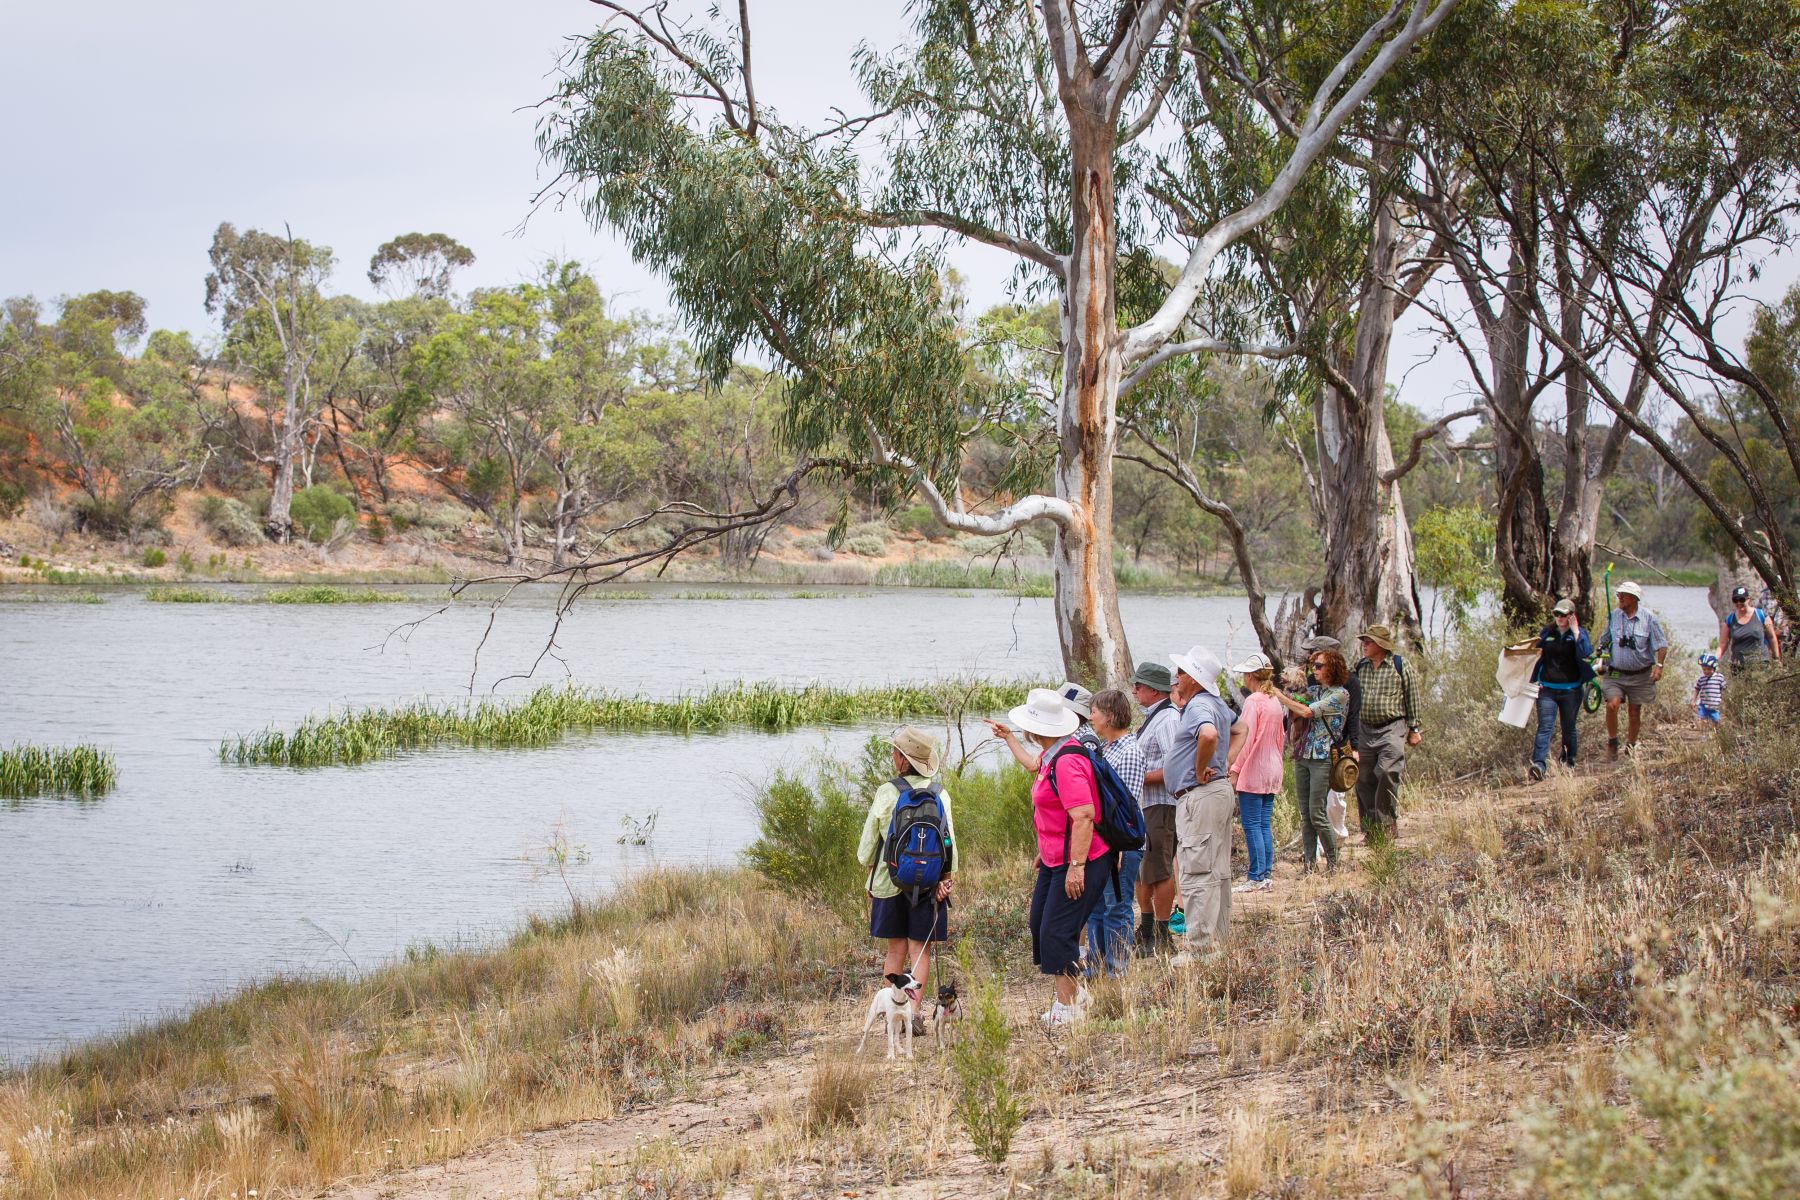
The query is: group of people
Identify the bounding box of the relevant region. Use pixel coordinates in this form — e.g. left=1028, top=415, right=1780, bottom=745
left=857, top=626, right=1425, bottom=1029
left=1527, top=580, right=1785, bottom=778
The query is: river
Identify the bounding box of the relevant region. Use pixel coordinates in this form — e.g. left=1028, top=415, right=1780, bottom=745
left=0, top=582, right=1720, bottom=1063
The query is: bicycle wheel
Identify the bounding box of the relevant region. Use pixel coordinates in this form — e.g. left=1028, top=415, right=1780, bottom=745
left=1582, top=679, right=1603, bottom=714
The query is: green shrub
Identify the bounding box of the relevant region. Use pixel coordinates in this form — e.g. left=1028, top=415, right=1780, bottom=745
left=742, top=742, right=877, bottom=925
left=141, top=546, right=167, bottom=568
left=950, top=962, right=1025, bottom=1164
left=845, top=534, right=888, bottom=557
left=146, top=587, right=227, bottom=603
left=176, top=550, right=195, bottom=573
left=1515, top=976, right=1800, bottom=1199
left=0, top=479, right=25, bottom=519
left=0, top=743, right=118, bottom=797
left=288, top=486, right=356, bottom=543
left=893, top=504, right=946, bottom=540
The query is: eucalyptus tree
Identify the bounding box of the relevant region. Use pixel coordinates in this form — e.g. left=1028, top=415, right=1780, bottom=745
left=205, top=223, right=338, bottom=542
left=539, top=0, right=1457, bottom=684
left=1417, top=0, right=1800, bottom=619
left=368, top=232, right=476, bottom=301
left=0, top=292, right=212, bottom=535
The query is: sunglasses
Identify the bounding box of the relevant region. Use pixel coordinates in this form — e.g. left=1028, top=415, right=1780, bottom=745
left=1310, top=660, right=1327, bottom=670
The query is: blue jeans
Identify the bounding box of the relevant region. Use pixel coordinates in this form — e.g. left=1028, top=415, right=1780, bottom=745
left=1083, top=849, right=1142, bottom=977
left=1532, top=687, right=1582, bottom=769
left=1237, top=792, right=1274, bottom=882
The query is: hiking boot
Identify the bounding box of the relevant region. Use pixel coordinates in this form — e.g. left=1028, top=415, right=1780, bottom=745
left=1608, top=738, right=1620, bottom=761
left=1136, top=912, right=1155, bottom=947
left=1528, top=762, right=1546, bottom=782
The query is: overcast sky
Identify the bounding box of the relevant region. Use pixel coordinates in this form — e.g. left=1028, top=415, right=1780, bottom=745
left=3, top=1, right=1790, bottom=423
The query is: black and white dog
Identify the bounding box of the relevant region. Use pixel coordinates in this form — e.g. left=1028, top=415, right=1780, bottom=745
left=931, top=983, right=960, bottom=1048
left=857, top=971, right=922, bottom=1059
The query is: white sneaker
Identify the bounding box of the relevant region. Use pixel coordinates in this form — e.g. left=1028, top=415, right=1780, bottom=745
left=1232, top=881, right=1258, bottom=894
left=1256, top=879, right=1273, bottom=892
left=1073, top=983, right=1091, bottom=1009
left=1040, top=1001, right=1079, bottom=1028
left=1168, top=951, right=1198, bottom=967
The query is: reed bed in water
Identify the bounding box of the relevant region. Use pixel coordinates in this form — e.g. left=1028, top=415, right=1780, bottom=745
left=221, top=680, right=1031, bottom=767
left=146, top=585, right=409, bottom=604
left=0, top=743, right=118, bottom=797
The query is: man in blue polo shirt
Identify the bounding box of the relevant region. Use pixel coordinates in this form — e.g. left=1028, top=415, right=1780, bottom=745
left=1165, top=644, right=1238, bottom=964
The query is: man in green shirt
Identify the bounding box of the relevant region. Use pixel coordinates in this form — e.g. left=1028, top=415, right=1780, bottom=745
left=1351, top=625, right=1421, bottom=840
left=858, top=726, right=957, bottom=1030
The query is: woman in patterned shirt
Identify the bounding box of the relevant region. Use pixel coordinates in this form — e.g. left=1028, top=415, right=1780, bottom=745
left=1269, top=649, right=1351, bottom=872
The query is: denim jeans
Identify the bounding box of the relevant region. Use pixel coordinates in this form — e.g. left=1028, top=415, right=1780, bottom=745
left=1237, top=792, right=1275, bottom=882
left=1532, top=687, right=1582, bottom=768
left=1083, top=849, right=1142, bottom=976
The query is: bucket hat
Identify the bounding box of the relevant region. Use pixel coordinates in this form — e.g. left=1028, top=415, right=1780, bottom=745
left=1231, top=651, right=1273, bottom=675
left=891, top=725, right=942, bottom=776
left=1299, top=635, right=1341, bottom=653
left=1356, top=625, right=1400, bottom=654
left=1130, top=661, right=1174, bottom=693
left=1054, top=681, right=1093, bottom=719
left=1170, top=645, right=1225, bottom=696
left=1616, top=581, right=1643, bottom=600
left=1008, top=688, right=1080, bottom=739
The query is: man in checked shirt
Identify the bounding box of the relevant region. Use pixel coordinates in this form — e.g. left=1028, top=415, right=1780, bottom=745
left=1350, top=624, right=1421, bottom=841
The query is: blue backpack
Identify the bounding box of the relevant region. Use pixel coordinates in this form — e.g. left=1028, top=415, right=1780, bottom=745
left=879, top=778, right=950, bottom=901
left=1045, top=742, right=1148, bottom=899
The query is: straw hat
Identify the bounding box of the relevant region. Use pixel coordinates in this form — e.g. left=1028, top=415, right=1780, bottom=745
left=1231, top=651, right=1273, bottom=675
left=1356, top=625, right=1400, bottom=653
left=1007, top=688, right=1080, bottom=739
left=891, top=726, right=942, bottom=776
left=1169, top=645, right=1225, bottom=696
left=1054, top=681, right=1094, bottom=719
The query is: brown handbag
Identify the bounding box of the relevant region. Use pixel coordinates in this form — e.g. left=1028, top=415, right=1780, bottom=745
left=1328, top=736, right=1359, bottom=792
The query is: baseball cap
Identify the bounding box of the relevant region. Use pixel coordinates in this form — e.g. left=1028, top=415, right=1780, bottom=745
left=1552, top=598, right=1576, bottom=616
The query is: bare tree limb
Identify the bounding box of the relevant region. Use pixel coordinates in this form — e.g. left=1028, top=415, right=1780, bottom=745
left=1381, top=404, right=1484, bottom=483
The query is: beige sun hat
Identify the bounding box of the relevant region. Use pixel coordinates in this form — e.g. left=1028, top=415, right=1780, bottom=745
left=1356, top=624, right=1400, bottom=653
left=1169, top=645, right=1225, bottom=696
left=1007, top=688, right=1080, bottom=739
left=1616, top=580, right=1644, bottom=599
left=891, top=725, right=942, bottom=777
left=1053, top=681, right=1094, bottom=719
left=1231, top=651, right=1273, bottom=675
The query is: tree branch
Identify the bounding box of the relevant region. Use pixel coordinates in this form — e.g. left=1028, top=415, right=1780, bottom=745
left=1382, top=404, right=1484, bottom=483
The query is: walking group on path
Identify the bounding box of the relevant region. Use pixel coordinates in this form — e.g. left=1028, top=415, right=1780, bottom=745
left=857, top=626, right=1425, bottom=1030
left=1527, top=580, right=1785, bottom=780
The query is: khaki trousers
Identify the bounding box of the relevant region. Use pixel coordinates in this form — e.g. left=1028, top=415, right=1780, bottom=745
left=1176, top=777, right=1236, bottom=951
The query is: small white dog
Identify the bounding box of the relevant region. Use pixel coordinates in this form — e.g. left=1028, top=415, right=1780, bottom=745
left=857, top=971, right=922, bottom=1059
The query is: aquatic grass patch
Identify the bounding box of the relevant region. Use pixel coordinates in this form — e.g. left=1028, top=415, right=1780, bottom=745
left=0, top=589, right=105, bottom=603
left=221, top=679, right=1032, bottom=767
left=145, top=586, right=229, bottom=603
left=260, top=585, right=409, bottom=604
left=0, top=743, right=118, bottom=798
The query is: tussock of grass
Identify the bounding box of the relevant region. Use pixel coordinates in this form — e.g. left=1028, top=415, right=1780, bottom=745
left=144, top=586, right=228, bottom=603
left=874, top=561, right=1051, bottom=591
left=0, top=744, right=118, bottom=798
left=221, top=680, right=1032, bottom=767
left=260, top=585, right=408, bottom=604
left=0, top=589, right=104, bottom=603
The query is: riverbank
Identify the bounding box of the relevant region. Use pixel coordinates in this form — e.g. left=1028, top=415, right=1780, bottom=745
left=6, top=675, right=1795, bottom=1199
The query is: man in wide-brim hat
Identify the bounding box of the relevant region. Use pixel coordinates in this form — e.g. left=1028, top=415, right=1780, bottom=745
left=1350, top=624, right=1420, bottom=841
left=1597, top=581, right=1669, bottom=759
left=1164, top=645, right=1239, bottom=962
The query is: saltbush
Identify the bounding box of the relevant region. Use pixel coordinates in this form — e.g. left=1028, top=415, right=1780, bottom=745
left=140, top=546, right=167, bottom=568
left=894, top=504, right=947, bottom=540
left=288, top=486, right=356, bottom=543
left=844, top=534, right=888, bottom=557
left=200, top=497, right=265, bottom=547
left=0, top=479, right=24, bottom=519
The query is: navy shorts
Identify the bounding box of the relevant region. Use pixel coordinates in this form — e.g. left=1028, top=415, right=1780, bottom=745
left=1029, top=856, right=1111, bottom=976
left=869, top=891, right=949, bottom=942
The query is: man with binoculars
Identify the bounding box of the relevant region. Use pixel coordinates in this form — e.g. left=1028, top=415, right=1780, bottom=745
left=1597, top=581, right=1669, bottom=759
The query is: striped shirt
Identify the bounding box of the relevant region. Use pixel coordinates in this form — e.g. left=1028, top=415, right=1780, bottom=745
left=1692, top=671, right=1725, bottom=709
left=1136, top=701, right=1179, bottom=808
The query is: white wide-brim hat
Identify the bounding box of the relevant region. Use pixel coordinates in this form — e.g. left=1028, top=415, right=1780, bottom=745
left=1008, top=687, right=1080, bottom=738
left=1617, top=581, right=1644, bottom=599
left=1170, top=645, right=1225, bottom=696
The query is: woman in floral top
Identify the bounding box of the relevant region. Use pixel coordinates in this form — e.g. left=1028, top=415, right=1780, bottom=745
left=1269, top=648, right=1350, bottom=872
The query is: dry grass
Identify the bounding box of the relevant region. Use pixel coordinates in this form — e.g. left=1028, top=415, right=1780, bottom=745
left=5, top=672, right=1798, bottom=1200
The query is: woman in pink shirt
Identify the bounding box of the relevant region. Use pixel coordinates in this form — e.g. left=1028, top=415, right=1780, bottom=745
left=1227, top=653, right=1286, bottom=892
left=1003, top=687, right=1111, bottom=1028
